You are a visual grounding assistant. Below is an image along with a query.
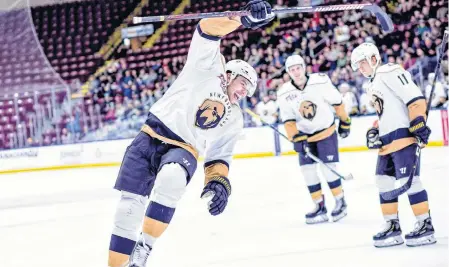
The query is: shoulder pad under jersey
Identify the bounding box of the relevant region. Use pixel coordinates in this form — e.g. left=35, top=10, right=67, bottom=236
left=307, top=73, right=331, bottom=86
left=277, top=81, right=296, bottom=96
left=376, top=63, right=403, bottom=75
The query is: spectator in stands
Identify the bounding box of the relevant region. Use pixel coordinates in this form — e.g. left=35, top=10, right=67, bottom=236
left=334, top=19, right=350, bottom=43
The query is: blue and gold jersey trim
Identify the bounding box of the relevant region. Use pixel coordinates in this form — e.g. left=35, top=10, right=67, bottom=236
left=379, top=128, right=415, bottom=155
left=143, top=112, right=199, bottom=159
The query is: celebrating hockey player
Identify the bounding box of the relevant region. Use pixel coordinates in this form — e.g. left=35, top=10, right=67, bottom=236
left=277, top=55, right=351, bottom=224
left=107, top=1, right=274, bottom=267
left=351, top=42, right=436, bottom=248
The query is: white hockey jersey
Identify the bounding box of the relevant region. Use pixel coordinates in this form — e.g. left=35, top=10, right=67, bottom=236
left=359, top=92, right=377, bottom=114
left=277, top=73, right=348, bottom=142
left=365, top=63, right=427, bottom=155
left=254, top=100, right=278, bottom=125
left=341, top=91, right=359, bottom=115
left=144, top=19, right=243, bottom=181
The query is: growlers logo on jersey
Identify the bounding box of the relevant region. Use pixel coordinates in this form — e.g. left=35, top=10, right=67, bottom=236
left=195, top=92, right=232, bottom=129
left=372, top=94, right=384, bottom=118
left=299, top=101, right=317, bottom=121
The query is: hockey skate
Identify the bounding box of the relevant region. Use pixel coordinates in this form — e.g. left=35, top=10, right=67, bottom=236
left=405, top=217, right=437, bottom=247
left=305, top=198, right=329, bottom=224
left=373, top=219, right=404, bottom=248
left=129, top=236, right=152, bottom=267
left=331, top=197, right=347, bottom=222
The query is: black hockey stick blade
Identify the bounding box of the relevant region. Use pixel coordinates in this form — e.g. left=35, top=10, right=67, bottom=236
left=363, top=4, right=394, bottom=33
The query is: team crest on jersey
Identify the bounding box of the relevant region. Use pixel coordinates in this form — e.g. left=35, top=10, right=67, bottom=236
left=299, top=101, right=317, bottom=121
left=195, top=92, right=232, bottom=129
left=372, top=94, right=384, bottom=117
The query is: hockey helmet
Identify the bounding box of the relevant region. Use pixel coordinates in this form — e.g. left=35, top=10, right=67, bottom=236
left=351, top=42, right=381, bottom=77
left=285, top=54, right=306, bottom=74
left=225, top=59, right=258, bottom=97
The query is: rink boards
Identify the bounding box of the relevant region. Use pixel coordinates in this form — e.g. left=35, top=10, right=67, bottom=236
left=0, top=110, right=447, bottom=174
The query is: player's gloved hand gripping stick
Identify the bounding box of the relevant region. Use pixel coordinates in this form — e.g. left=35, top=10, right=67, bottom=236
left=245, top=108, right=354, bottom=181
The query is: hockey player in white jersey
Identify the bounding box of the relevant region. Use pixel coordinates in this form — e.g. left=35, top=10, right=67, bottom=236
left=107, top=2, right=274, bottom=266
left=351, top=42, right=436, bottom=248
left=254, top=94, right=278, bottom=125
left=277, top=55, right=351, bottom=224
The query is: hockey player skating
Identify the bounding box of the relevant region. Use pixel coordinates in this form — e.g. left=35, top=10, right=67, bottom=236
left=277, top=55, right=351, bottom=224
left=107, top=1, right=274, bottom=266
left=351, top=42, right=436, bottom=248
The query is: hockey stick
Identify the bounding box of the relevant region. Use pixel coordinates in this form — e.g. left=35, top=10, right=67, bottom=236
left=380, top=30, right=449, bottom=201
left=133, top=3, right=393, bottom=33
left=245, top=108, right=354, bottom=181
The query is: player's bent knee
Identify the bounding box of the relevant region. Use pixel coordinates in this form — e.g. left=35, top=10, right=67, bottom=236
left=112, top=191, right=147, bottom=241
left=376, top=175, right=395, bottom=193
left=405, top=176, right=424, bottom=195
left=153, top=163, right=188, bottom=208
left=320, top=163, right=339, bottom=182
left=300, top=164, right=320, bottom=185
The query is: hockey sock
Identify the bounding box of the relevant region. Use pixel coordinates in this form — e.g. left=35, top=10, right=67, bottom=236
left=320, top=163, right=343, bottom=200
left=142, top=201, right=176, bottom=247
left=379, top=194, right=398, bottom=221
left=108, top=235, right=136, bottom=267
left=301, top=164, right=322, bottom=203
left=327, top=179, right=343, bottom=200
left=408, top=190, right=430, bottom=221
left=108, top=191, right=147, bottom=267
left=307, top=183, right=323, bottom=203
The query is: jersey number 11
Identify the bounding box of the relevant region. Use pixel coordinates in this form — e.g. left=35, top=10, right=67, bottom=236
left=397, top=73, right=409, bottom=85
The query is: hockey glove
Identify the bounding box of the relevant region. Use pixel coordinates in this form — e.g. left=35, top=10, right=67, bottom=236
left=201, top=176, right=232, bottom=216
left=240, top=0, right=275, bottom=30
left=366, top=127, right=383, bottom=149
left=338, top=118, right=351, bottom=138
left=409, top=116, right=431, bottom=144
left=292, top=131, right=308, bottom=155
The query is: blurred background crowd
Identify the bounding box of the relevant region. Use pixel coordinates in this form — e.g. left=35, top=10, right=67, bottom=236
left=0, top=0, right=448, bottom=149
left=85, top=0, right=448, bottom=129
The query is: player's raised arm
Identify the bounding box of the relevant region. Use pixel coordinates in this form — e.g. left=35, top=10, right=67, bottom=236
left=186, top=0, right=274, bottom=69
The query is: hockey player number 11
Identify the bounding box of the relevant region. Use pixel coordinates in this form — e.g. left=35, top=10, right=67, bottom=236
left=397, top=73, right=409, bottom=85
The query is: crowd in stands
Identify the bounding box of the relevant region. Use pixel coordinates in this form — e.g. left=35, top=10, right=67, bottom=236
left=1, top=0, right=448, bottom=149
left=85, top=0, right=448, bottom=130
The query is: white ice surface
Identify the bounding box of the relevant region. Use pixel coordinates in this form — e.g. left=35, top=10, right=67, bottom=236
left=0, top=147, right=448, bottom=267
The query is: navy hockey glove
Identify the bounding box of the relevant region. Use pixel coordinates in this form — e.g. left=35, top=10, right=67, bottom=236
left=201, top=176, right=232, bottom=216
left=292, top=132, right=308, bottom=155
left=338, top=118, right=351, bottom=138
left=366, top=127, right=383, bottom=149
left=409, top=116, right=431, bottom=144
left=241, top=0, right=275, bottom=30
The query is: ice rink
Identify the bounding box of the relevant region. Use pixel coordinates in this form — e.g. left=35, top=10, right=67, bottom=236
left=1, top=147, right=448, bottom=267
